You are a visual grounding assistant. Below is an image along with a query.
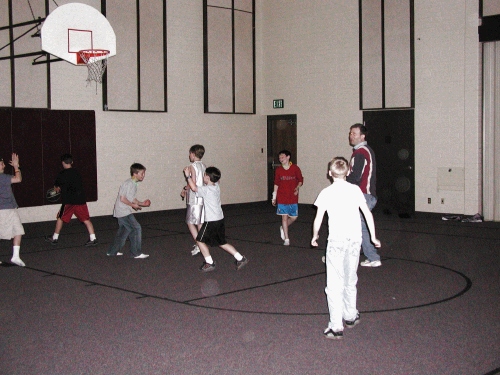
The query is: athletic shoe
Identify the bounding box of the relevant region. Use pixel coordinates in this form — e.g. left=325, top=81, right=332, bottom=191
left=323, top=328, right=343, bottom=340
left=134, top=254, right=149, bottom=259
left=322, top=256, right=326, bottom=263
left=191, top=245, right=201, bottom=256
left=345, top=313, right=360, bottom=328
left=461, top=213, right=483, bottom=223
left=280, top=226, right=285, bottom=240
left=442, top=214, right=462, bottom=221
left=10, top=257, right=25, bottom=267
left=360, top=259, right=382, bottom=267
left=107, top=252, right=123, bottom=256
left=283, top=239, right=290, bottom=246
left=85, top=239, right=98, bottom=247
left=235, top=256, right=249, bottom=270
left=199, top=261, right=216, bottom=272
left=44, top=235, right=58, bottom=245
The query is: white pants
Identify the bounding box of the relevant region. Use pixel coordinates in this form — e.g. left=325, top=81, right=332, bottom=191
left=325, top=239, right=361, bottom=331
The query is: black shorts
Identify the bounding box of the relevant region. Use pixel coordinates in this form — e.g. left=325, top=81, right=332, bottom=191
left=196, top=219, right=227, bottom=247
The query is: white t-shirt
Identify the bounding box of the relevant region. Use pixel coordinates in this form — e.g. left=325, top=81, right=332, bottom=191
left=313, top=180, right=366, bottom=241
left=196, top=183, right=224, bottom=222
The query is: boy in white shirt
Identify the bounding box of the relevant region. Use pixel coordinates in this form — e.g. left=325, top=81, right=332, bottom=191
left=311, top=157, right=381, bottom=339
left=183, top=166, right=248, bottom=272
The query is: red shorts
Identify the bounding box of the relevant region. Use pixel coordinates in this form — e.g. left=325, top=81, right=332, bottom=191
left=57, top=204, right=90, bottom=223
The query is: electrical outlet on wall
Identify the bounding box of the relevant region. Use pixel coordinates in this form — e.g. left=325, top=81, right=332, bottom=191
left=441, top=198, right=445, bottom=204
left=428, top=198, right=431, bottom=204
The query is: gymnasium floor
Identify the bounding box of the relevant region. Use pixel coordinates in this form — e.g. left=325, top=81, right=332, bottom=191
left=1, top=202, right=499, bottom=375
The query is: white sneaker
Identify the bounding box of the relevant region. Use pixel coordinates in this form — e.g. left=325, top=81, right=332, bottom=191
left=360, top=259, right=381, bottom=267
left=322, top=256, right=326, bottom=263
left=117, top=252, right=123, bottom=256
left=11, top=257, right=25, bottom=267
left=283, top=239, right=290, bottom=246
left=191, top=245, right=200, bottom=256
left=280, top=226, right=285, bottom=240
left=134, top=254, right=149, bottom=259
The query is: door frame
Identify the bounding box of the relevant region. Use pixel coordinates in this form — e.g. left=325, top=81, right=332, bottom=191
left=267, top=114, right=297, bottom=202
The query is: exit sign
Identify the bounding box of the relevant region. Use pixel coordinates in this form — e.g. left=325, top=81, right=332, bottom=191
left=273, top=99, right=284, bottom=109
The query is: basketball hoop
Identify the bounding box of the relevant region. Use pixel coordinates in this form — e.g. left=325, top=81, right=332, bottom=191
left=78, top=49, right=109, bottom=85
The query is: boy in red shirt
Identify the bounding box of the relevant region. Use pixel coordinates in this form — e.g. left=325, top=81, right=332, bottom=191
left=271, top=150, right=303, bottom=246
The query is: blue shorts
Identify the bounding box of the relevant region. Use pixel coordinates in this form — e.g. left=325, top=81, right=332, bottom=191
left=277, top=204, right=298, bottom=217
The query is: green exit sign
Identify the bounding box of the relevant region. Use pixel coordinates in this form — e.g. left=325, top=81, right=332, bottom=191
left=273, top=99, right=284, bottom=109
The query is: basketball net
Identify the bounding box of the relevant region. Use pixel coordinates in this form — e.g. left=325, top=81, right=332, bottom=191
left=78, top=49, right=109, bottom=86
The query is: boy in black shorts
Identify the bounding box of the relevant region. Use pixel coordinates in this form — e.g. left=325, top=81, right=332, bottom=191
left=183, top=166, right=248, bottom=272
left=45, top=154, right=97, bottom=246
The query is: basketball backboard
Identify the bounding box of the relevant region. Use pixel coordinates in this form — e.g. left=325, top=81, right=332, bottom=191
left=41, top=3, right=116, bottom=65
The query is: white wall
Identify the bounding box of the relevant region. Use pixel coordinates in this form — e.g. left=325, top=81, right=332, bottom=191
left=259, top=0, right=481, bottom=215
left=259, top=0, right=362, bottom=203
left=414, top=0, right=481, bottom=214
left=4, top=0, right=484, bottom=223
left=13, top=0, right=267, bottom=223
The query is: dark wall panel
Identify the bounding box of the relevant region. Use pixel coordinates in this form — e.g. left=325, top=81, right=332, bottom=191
left=42, top=110, right=71, bottom=199
left=0, top=109, right=13, bottom=161
left=0, top=107, right=97, bottom=208
left=69, top=110, right=97, bottom=202
left=11, top=109, right=44, bottom=207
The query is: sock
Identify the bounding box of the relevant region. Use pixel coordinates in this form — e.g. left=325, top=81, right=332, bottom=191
left=53, top=233, right=59, bottom=240
left=204, top=256, right=214, bottom=264
left=11, top=246, right=25, bottom=267
left=90, top=234, right=96, bottom=241
left=234, top=252, right=243, bottom=261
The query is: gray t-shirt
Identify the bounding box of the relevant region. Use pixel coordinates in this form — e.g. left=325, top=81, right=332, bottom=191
left=0, top=173, right=18, bottom=210
left=113, top=178, right=138, bottom=218
left=196, top=183, right=224, bottom=222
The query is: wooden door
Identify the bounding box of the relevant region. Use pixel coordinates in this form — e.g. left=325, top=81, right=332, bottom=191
left=267, top=114, right=297, bottom=202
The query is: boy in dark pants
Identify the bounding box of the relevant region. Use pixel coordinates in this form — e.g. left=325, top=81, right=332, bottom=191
left=183, top=166, right=248, bottom=272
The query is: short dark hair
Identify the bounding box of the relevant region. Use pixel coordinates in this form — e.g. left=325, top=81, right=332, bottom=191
left=61, top=154, right=73, bottom=164
left=189, top=144, right=205, bottom=159
left=350, top=123, right=368, bottom=137
left=278, top=149, right=291, bottom=158
left=130, top=163, right=146, bottom=176
left=205, top=166, right=221, bottom=183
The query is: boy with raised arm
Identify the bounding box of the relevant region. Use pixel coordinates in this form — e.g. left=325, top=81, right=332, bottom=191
left=0, top=153, right=25, bottom=266
left=183, top=166, right=248, bottom=272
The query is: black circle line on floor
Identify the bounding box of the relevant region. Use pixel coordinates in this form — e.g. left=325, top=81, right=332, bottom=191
left=17, top=256, right=471, bottom=316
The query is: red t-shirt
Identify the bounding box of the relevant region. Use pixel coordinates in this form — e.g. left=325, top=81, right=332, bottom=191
left=274, top=164, right=303, bottom=204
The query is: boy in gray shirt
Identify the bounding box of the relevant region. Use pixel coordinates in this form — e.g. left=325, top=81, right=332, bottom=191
left=107, top=163, right=151, bottom=259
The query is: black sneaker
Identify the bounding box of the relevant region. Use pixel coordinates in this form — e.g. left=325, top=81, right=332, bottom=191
left=44, top=235, right=58, bottom=245
left=345, top=313, right=360, bottom=328
left=235, top=256, right=249, bottom=270
left=85, top=239, right=98, bottom=247
left=323, top=328, right=343, bottom=340
left=199, top=261, right=216, bottom=272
